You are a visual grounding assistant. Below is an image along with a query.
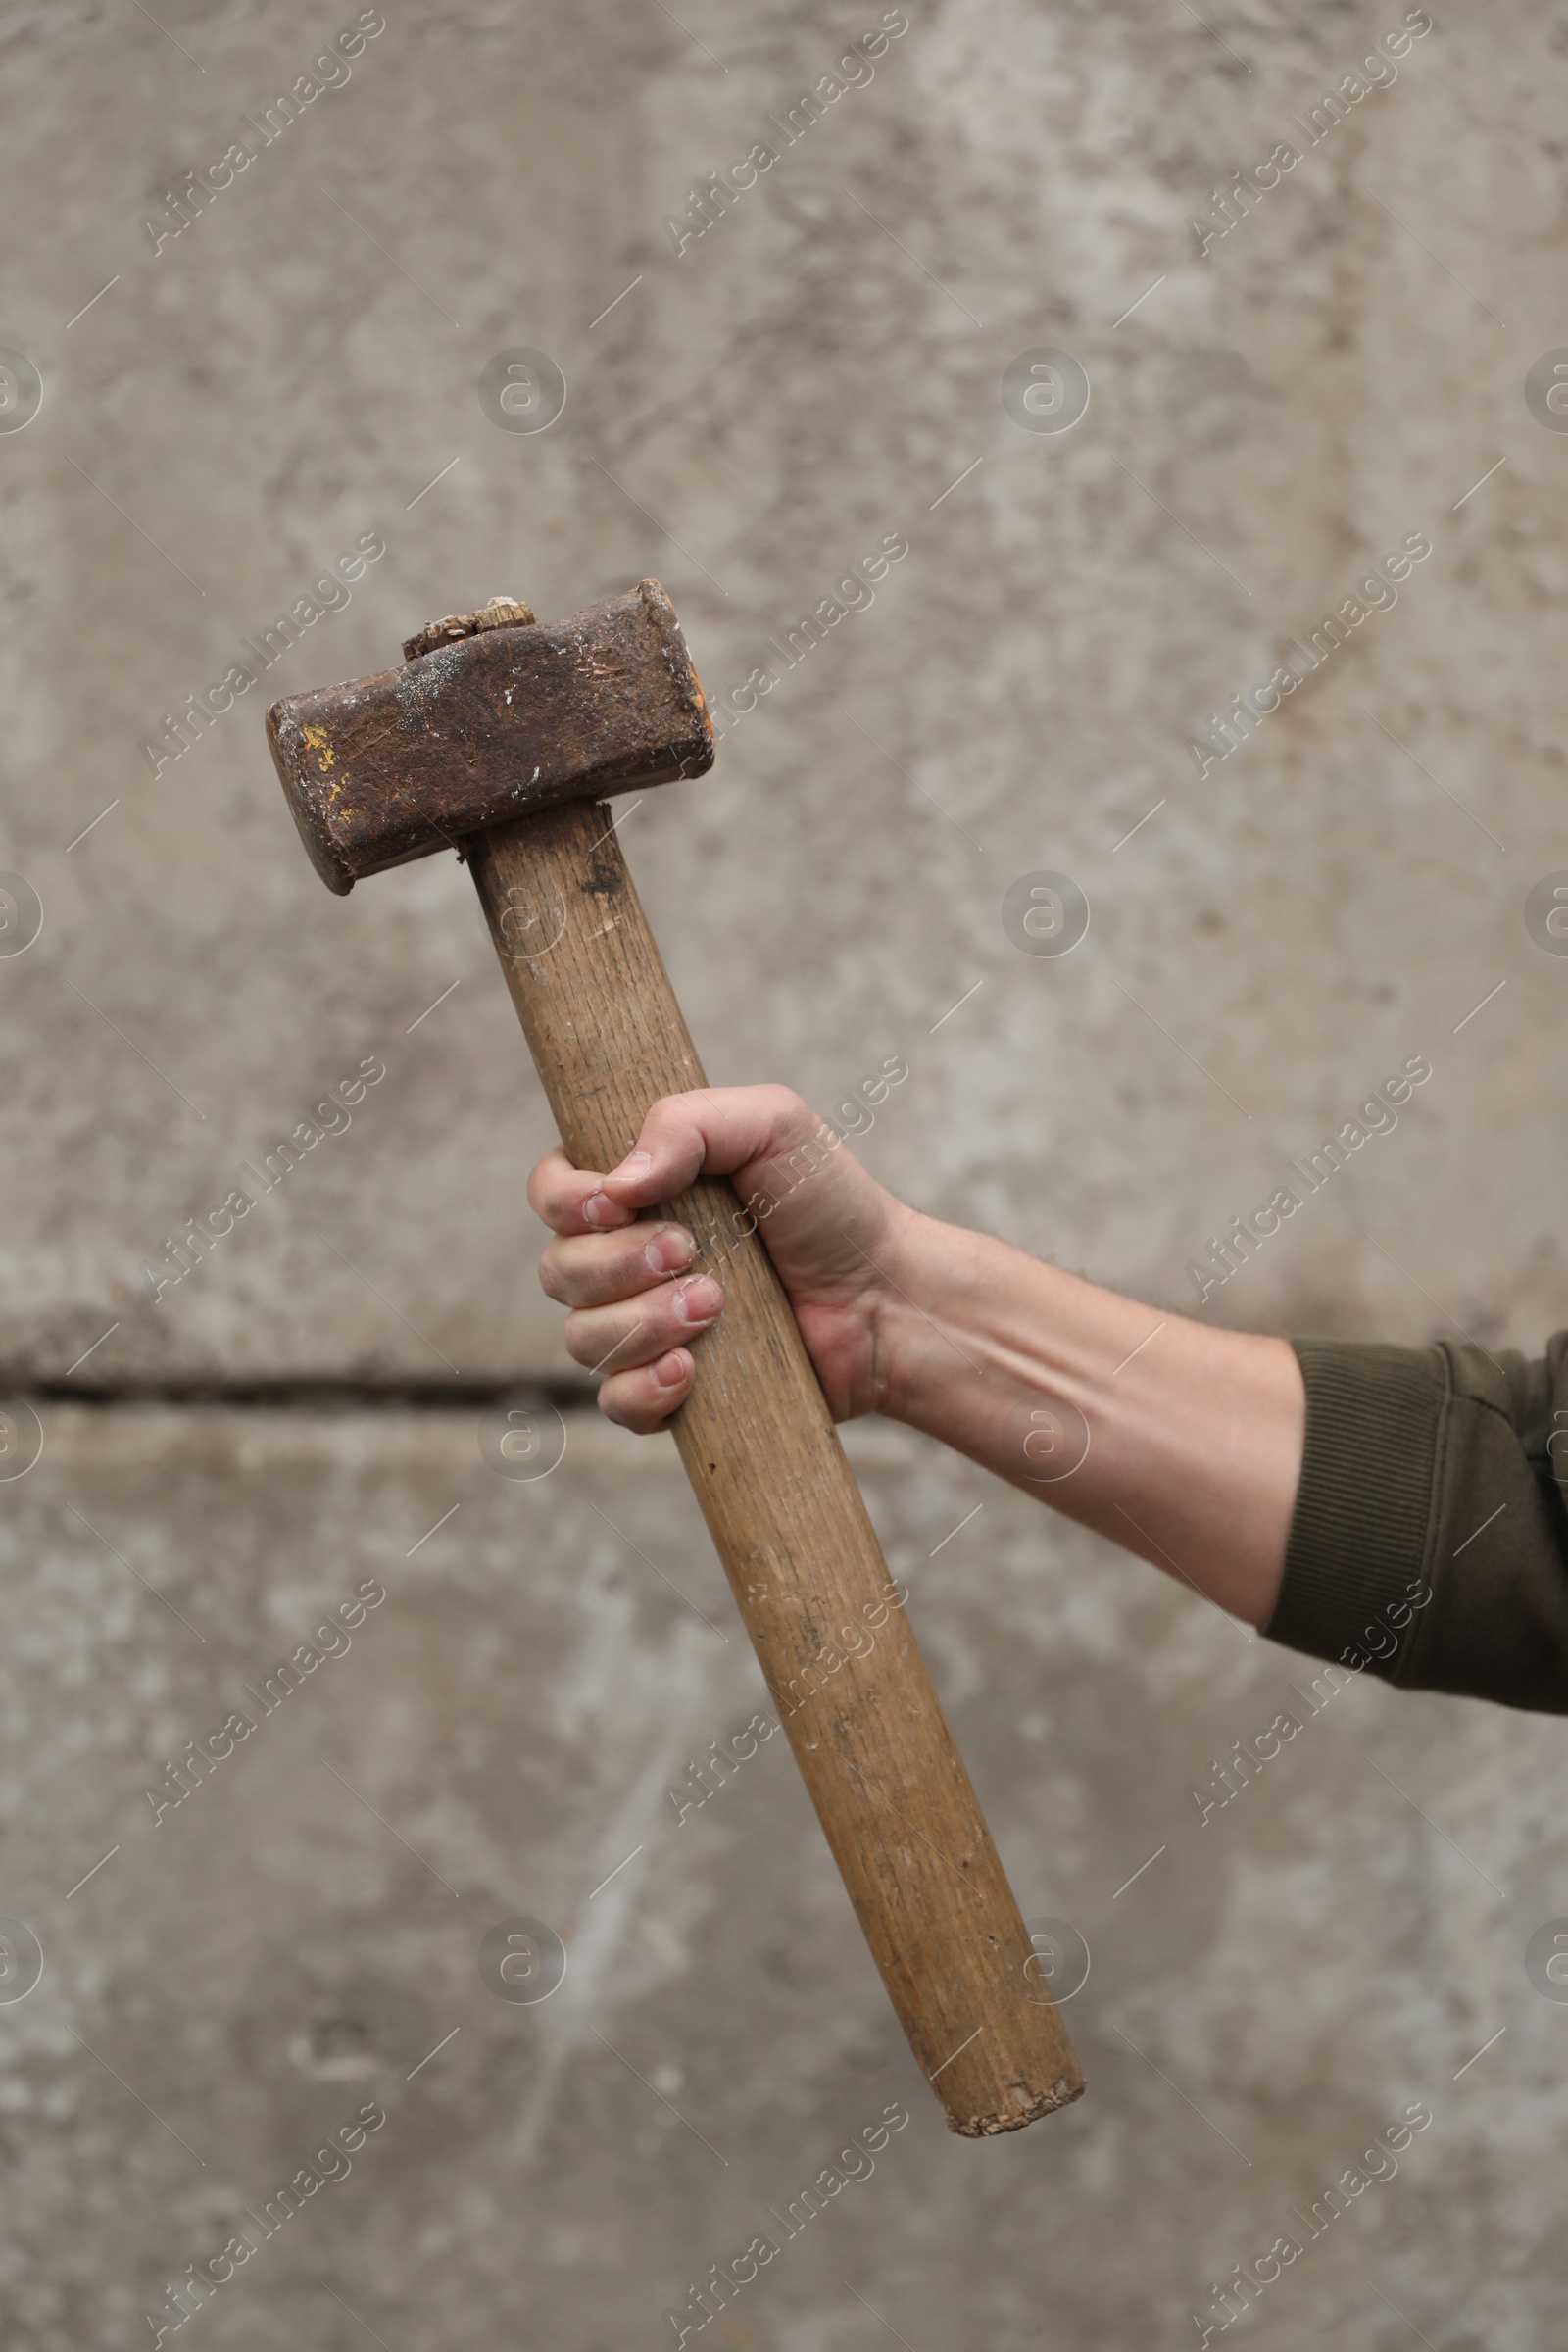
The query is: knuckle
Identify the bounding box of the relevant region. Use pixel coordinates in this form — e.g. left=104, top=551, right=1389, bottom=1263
left=541, top=1188, right=575, bottom=1232
left=527, top=1151, right=569, bottom=1213
left=600, top=1385, right=653, bottom=1435
left=582, top=1247, right=642, bottom=1310
left=562, top=1311, right=601, bottom=1366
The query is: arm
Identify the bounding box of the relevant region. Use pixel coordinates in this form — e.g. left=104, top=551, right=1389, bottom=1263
left=866, top=1215, right=1303, bottom=1627
left=529, top=1085, right=1302, bottom=1626
left=528, top=1086, right=1568, bottom=1707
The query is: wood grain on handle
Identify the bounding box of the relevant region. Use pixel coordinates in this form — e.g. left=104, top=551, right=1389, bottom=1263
left=468, top=802, right=1085, bottom=2134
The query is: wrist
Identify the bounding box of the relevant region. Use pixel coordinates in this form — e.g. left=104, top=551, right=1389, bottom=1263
left=867, top=1200, right=988, bottom=1429
left=865, top=1208, right=1142, bottom=1457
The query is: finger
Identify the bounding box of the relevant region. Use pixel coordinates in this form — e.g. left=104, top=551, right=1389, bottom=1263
left=563, top=1275, right=724, bottom=1375
left=526, top=1145, right=635, bottom=1236
left=598, top=1349, right=696, bottom=1434
left=597, top=1085, right=831, bottom=1209
left=540, top=1222, right=697, bottom=1309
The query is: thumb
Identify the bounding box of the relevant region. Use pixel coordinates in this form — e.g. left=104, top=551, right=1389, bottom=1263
left=597, top=1085, right=832, bottom=1206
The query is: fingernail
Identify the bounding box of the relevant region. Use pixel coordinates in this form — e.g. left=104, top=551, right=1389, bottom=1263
left=583, top=1192, right=619, bottom=1227
left=675, top=1276, right=723, bottom=1325
left=652, top=1348, right=692, bottom=1389
left=646, top=1228, right=695, bottom=1274
left=608, top=1149, right=654, bottom=1184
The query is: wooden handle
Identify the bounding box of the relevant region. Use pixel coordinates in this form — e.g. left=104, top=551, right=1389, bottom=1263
left=468, top=803, right=1084, bottom=2134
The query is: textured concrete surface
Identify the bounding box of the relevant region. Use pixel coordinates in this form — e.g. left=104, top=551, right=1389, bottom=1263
left=1, top=0, right=1565, bottom=1380
left=4, top=0, right=1568, bottom=2345
left=5, top=1405, right=1562, bottom=2350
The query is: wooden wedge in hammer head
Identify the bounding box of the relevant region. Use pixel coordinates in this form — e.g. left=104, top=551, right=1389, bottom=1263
left=265, top=581, right=1085, bottom=2135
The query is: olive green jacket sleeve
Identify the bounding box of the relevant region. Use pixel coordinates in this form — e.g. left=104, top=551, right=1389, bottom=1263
left=1264, top=1334, right=1568, bottom=1713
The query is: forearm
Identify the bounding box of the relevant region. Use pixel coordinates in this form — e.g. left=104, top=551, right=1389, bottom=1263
left=873, top=1206, right=1305, bottom=1626
left=536, top=1081, right=1568, bottom=1710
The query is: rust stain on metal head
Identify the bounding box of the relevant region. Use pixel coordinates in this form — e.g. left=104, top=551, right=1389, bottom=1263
left=266, top=580, right=714, bottom=895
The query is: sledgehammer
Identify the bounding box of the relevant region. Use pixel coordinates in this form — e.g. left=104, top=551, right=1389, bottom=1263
left=265, top=581, right=1084, bottom=2133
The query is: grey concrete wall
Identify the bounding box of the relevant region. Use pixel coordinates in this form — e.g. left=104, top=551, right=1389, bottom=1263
left=7, top=1407, right=1559, bottom=2348
left=2, top=0, right=1566, bottom=2345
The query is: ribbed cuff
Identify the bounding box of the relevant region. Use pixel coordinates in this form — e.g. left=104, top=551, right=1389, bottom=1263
left=1263, top=1339, right=1447, bottom=1679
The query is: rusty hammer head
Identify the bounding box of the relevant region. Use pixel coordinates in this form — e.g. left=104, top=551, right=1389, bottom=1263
left=265, top=578, right=713, bottom=895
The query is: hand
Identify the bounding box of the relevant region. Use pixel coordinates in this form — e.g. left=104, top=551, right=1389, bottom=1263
left=528, top=1085, right=909, bottom=1433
